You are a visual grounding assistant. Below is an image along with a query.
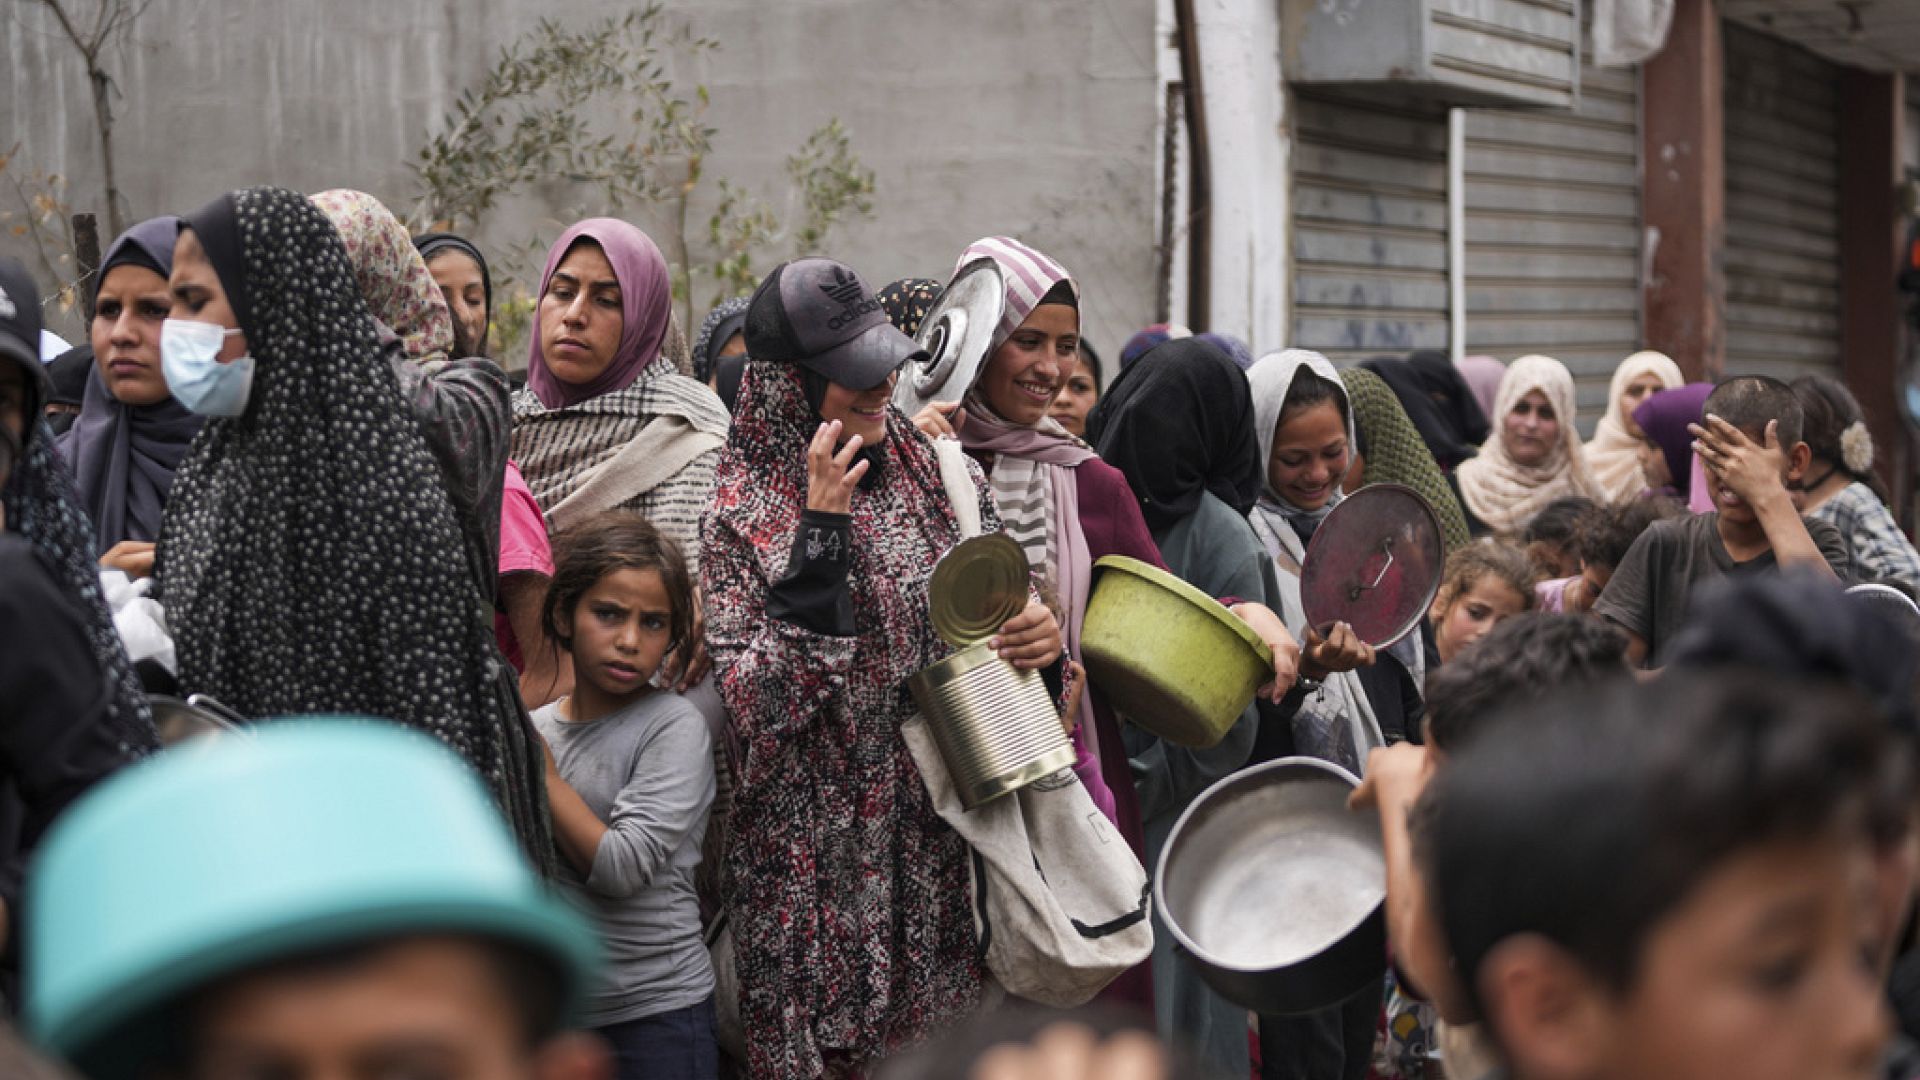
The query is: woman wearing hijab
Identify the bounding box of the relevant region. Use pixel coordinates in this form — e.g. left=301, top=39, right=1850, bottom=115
left=1455, top=354, right=1506, bottom=425
left=1086, top=339, right=1285, bottom=1080
left=311, top=192, right=567, bottom=707
left=414, top=231, right=492, bottom=359
left=1339, top=367, right=1472, bottom=554
left=693, top=294, right=751, bottom=405
left=511, top=220, right=729, bottom=574
left=0, top=258, right=152, bottom=969
left=701, top=257, right=1062, bottom=1078
left=1584, top=351, right=1684, bottom=502
left=1633, top=382, right=1714, bottom=505
left=155, top=187, right=552, bottom=871
left=1244, top=349, right=1399, bottom=1080
left=1454, top=355, right=1597, bottom=539
left=1359, top=351, right=1491, bottom=474
left=57, top=216, right=204, bottom=575
left=922, top=237, right=1152, bottom=842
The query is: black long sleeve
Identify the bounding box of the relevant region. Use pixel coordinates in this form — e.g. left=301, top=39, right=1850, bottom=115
left=766, top=510, right=857, bottom=637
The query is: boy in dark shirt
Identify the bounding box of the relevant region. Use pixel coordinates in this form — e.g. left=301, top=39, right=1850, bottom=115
left=1593, top=376, right=1849, bottom=667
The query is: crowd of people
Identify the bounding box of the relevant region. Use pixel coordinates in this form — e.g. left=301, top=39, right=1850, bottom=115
left=1, top=183, right=1919, bottom=1080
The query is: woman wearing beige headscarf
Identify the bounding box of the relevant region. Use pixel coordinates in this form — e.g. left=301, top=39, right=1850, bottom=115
left=1455, top=355, right=1597, bottom=538
left=1584, top=351, right=1684, bottom=501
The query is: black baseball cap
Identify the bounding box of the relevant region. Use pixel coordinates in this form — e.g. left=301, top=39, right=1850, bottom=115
left=745, top=258, right=928, bottom=391
left=0, top=258, right=48, bottom=423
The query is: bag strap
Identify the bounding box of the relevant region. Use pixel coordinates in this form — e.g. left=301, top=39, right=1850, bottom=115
left=932, top=437, right=981, bottom=540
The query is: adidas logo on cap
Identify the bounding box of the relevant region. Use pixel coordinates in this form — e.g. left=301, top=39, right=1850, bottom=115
left=819, top=267, right=864, bottom=307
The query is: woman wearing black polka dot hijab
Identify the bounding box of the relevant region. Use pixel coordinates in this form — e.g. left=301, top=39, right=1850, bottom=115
left=155, top=188, right=553, bottom=871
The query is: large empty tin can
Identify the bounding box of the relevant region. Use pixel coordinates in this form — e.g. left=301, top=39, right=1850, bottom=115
left=910, top=534, right=1075, bottom=809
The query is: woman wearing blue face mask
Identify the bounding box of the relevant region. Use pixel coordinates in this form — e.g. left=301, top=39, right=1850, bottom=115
left=155, top=188, right=556, bottom=874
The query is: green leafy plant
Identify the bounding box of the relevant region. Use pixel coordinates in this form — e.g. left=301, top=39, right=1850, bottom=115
left=410, top=9, right=878, bottom=352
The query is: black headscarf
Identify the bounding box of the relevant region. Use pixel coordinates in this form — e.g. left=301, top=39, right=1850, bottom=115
left=1086, top=338, right=1262, bottom=533
left=2, top=394, right=157, bottom=757
left=157, top=188, right=553, bottom=871
left=1361, top=350, right=1490, bottom=472
left=413, top=231, right=492, bottom=343
left=59, top=216, right=206, bottom=553
left=693, top=294, right=750, bottom=385
left=878, top=278, right=942, bottom=337
left=182, top=195, right=254, bottom=331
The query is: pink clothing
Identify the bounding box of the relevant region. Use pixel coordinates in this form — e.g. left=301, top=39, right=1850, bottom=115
left=1535, top=575, right=1575, bottom=613
left=494, top=460, right=555, bottom=671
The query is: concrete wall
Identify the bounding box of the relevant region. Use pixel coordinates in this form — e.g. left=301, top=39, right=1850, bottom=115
left=3, top=0, right=1162, bottom=365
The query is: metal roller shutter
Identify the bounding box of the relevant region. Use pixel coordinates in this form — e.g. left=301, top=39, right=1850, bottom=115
left=1289, top=91, right=1452, bottom=364
left=1461, top=56, right=1642, bottom=428
left=1723, top=21, right=1842, bottom=382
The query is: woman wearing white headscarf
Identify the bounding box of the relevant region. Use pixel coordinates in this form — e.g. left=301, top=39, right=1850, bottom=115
left=1584, top=351, right=1684, bottom=502
left=1454, top=355, right=1598, bottom=538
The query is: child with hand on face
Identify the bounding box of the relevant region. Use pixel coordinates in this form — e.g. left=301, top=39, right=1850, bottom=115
left=1593, top=376, right=1850, bottom=668
left=533, top=512, right=718, bottom=1080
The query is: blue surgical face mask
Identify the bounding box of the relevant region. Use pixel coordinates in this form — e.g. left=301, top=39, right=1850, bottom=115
left=161, top=318, right=254, bottom=417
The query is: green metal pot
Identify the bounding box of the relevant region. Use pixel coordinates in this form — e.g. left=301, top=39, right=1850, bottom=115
left=1081, top=556, right=1273, bottom=748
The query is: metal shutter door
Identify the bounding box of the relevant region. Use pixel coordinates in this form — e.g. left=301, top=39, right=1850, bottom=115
left=1461, top=58, right=1642, bottom=426
left=1723, top=21, right=1842, bottom=381
left=1290, top=91, right=1452, bottom=364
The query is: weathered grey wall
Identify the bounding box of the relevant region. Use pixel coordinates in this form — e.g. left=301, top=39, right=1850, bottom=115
left=4, top=0, right=1161, bottom=360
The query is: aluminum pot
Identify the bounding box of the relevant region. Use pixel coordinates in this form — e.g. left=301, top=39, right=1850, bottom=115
left=1155, top=757, right=1387, bottom=1015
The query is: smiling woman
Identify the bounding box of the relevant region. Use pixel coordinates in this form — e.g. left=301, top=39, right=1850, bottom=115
left=57, top=216, right=205, bottom=565
left=941, top=237, right=1166, bottom=874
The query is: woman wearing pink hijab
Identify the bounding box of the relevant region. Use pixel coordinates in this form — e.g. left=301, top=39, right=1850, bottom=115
left=510, top=218, right=731, bottom=692
left=511, top=219, right=730, bottom=566
left=1456, top=355, right=1506, bottom=423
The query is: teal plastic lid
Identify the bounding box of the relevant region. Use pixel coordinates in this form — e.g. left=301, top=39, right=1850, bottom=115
left=26, top=719, right=598, bottom=1080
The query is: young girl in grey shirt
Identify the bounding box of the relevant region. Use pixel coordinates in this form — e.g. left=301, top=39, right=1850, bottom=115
left=534, top=511, right=716, bottom=1079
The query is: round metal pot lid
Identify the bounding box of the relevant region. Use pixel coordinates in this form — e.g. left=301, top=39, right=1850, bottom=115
left=892, top=258, right=1005, bottom=418
left=929, top=533, right=1031, bottom=647
left=1299, top=484, right=1445, bottom=648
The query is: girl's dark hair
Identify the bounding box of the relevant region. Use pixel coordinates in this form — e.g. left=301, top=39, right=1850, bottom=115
left=1574, top=497, right=1682, bottom=572
left=542, top=511, right=694, bottom=653
left=1792, top=373, right=1888, bottom=500
left=1521, top=495, right=1594, bottom=545
left=1077, top=339, right=1103, bottom=389
left=1281, top=369, right=1349, bottom=427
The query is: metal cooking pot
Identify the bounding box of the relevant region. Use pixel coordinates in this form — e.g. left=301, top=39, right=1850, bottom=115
left=148, top=694, right=248, bottom=748
left=1155, top=757, right=1387, bottom=1015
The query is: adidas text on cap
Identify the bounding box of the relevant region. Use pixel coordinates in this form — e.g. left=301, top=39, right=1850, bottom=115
left=746, top=258, right=928, bottom=391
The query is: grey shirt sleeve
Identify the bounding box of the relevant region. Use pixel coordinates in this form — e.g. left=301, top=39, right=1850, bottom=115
left=586, top=704, right=716, bottom=899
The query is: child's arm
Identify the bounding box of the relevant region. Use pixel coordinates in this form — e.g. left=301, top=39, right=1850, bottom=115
left=1350, top=743, right=1475, bottom=1023
left=1694, top=416, right=1838, bottom=581
left=542, top=742, right=608, bottom=880
left=580, top=711, right=715, bottom=899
